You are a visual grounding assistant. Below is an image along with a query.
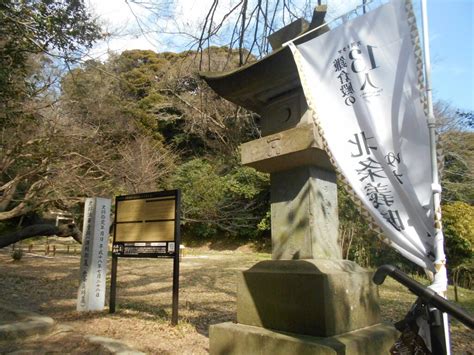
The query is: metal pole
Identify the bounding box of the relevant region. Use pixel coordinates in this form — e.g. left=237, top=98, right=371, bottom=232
left=109, top=255, right=118, bottom=313
left=171, top=248, right=179, bottom=325
left=171, top=190, right=181, bottom=326
left=420, top=0, right=450, bottom=353
left=110, top=196, right=119, bottom=314
left=421, top=0, right=443, bottom=268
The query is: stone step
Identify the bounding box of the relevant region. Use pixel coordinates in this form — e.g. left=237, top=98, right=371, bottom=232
left=86, top=336, right=146, bottom=355
left=0, top=306, right=55, bottom=342
left=0, top=305, right=144, bottom=354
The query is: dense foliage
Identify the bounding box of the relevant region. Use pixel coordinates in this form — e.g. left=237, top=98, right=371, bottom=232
left=173, top=159, right=269, bottom=239
left=442, top=202, right=473, bottom=269
left=58, top=48, right=267, bottom=239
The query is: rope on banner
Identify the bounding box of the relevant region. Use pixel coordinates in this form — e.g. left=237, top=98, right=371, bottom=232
left=288, top=0, right=448, bottom=271
left=287, top=0, right=430, bottom=262
left=283, top=0, right=386, bottom=244
left=283, top=2, right=404, bottom=256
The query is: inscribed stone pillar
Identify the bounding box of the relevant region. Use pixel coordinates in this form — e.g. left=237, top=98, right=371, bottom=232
left=271, top=166, right=340, bottom=260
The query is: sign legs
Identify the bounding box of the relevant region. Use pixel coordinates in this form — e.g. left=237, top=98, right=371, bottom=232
left=109, top=255, right=118, bottom=313
left=172, top=253, right=180, bottom=326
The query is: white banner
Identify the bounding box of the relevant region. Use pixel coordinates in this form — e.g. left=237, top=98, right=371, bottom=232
left=77, top=197, right=112, bottom=311
left=289, top=0, right=438, bottom=271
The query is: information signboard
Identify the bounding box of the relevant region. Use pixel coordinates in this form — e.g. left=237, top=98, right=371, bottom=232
left=109, top=190, right=181, bottom=325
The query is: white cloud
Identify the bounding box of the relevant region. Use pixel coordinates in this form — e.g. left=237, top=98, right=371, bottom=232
left=85, top=0, right=159, bottom=59
left=87, top=0, right=134, bottom=24
left=173, top=0, right=237, bottom=26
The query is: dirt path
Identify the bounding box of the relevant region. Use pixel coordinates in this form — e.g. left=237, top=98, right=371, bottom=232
left=0, top=245, right=472, bottom=354
left=0, top=247, right=268, bottom=354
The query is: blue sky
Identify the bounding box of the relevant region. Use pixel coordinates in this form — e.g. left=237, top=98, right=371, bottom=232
left=87, top=0, right=473, bottom=112
left=428, top=0, right=473, bottom=111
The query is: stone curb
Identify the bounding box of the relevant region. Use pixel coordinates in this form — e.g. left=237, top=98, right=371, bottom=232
left=0, top=305, right=145, bottom=354
left=0, top=306, right=55, bottom=341
left=85, top=335, right=146, bottom=355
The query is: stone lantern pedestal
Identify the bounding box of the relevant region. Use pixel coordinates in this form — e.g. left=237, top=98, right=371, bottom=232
left=201, top=7, right=398, bottom=354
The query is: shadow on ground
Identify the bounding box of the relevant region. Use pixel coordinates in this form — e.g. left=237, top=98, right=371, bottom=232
left=0, top=245, right=270, bottom=353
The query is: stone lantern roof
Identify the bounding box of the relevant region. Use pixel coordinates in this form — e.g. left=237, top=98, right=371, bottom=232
left=200, top=6, right=328, bottom=114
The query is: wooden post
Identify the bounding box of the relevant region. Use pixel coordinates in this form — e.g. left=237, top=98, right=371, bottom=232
left=453, top=268, right=459, bottom=302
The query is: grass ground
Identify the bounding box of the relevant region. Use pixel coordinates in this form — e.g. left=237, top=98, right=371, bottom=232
left=0, top=238, right=472, bottom=354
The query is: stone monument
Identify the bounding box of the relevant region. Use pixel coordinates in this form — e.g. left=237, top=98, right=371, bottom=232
left=200, top=6, right=398, bottom=354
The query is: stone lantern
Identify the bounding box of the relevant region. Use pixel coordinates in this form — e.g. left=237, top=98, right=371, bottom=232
left=200, top=6, right=398, bottom=354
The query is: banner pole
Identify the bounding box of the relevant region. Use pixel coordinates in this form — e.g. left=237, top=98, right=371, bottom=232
left=420, top=0, right=450, bottom=353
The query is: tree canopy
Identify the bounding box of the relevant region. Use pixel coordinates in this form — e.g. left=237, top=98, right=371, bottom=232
left=0, top=0, right=101, bottom=124
left=1, top=0, right=102, bottom=223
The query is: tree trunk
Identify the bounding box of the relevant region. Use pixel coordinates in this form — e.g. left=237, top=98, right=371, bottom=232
left=0, top=223, right=82, bottom=249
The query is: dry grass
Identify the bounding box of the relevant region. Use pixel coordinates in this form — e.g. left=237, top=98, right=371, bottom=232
left=0, top=240, right=472, bottom=354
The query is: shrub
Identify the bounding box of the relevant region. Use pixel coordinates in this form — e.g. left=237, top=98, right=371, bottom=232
left=442, top=201, right=473, bottom=269
left=11, top=248, right=23, bottom=261
left=173, top=158, right=269, bottom=240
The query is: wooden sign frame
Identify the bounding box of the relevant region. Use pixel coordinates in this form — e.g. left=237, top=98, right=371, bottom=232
left=109, top=190, right=181, bottom=325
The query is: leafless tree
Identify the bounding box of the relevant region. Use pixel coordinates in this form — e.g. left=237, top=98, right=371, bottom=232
left=124, top=1, right=375, bottom=71
left=128, top=0, right=322, bottom=70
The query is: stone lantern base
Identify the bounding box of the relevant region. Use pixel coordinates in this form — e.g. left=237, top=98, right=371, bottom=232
left=210, top=322, right=398, bottom=355
left=209, top=259, right=399, bottom=355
